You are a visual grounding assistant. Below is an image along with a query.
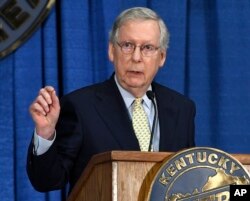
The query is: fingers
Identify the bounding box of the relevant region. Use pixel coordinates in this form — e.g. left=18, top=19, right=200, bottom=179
left=39, top=86, right=55, bottom=105
left=30, top=86, right=58, bottom=116
left=30, top=101, right=47, bottom=116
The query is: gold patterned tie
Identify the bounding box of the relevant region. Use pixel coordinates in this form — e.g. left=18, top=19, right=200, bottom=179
left=132, top=98, right=151, bottom=151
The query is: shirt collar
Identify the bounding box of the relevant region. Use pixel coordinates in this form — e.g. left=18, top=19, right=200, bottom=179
left=114, top=75, right=152, bottom=109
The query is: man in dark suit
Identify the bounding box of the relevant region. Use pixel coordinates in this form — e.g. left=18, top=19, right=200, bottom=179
left=27, top=7, right=196, bottom=194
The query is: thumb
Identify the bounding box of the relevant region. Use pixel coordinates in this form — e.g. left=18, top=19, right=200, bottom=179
left=51, top=90, right=60, bottom=110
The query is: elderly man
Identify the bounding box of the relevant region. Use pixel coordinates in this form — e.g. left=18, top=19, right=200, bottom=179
left=27, top=7, right=196, bottom=193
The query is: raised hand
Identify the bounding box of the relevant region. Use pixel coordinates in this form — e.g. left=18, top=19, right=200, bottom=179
left=29, top=86, right=60, bottom=140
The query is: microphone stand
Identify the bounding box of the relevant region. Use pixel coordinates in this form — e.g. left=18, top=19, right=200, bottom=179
left=146, top=91, right=157, bottom=152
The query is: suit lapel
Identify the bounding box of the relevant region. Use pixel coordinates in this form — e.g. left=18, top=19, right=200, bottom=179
left=93, top=76, right=140, bottom=150
left=92, top=78, right=180, bottom=151
left=153, top=84, right=179, bottom=151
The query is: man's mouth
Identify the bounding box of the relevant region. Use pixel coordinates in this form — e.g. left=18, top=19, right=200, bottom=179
left=129, top=70, right=142, bottom=74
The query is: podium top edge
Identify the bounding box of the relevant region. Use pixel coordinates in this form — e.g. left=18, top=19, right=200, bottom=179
left=91, top=150, right=250, bottom=164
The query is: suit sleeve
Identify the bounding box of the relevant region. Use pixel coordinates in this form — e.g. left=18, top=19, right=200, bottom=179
left=26, top=96, right=83, bottom=192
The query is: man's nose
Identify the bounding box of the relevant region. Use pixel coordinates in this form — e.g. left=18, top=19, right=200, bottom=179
left=132, top=46, right=142, bottom=62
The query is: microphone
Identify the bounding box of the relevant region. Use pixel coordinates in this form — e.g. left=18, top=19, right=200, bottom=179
left=146, top=90, right=157, bottom=152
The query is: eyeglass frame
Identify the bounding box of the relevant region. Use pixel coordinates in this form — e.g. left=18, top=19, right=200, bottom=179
left=116, top=41, right=161, bottom=57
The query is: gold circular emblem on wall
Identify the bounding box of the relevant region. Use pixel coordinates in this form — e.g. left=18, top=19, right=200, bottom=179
left=148, top=147, right=250, bottom=201
left=0, top=0, right=55, bottom=58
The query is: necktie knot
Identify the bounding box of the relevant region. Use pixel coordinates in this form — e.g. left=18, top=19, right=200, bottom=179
left=135, top=97, right=142, bottom=103
left=133, top=98, right=143, bottom=110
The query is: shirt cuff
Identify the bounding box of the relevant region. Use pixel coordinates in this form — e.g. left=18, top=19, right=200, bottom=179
left=33, top=129, right=56, bottom=155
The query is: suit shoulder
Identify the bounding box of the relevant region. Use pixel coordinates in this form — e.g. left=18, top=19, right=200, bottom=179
left=153, top=82, right=195, bottom=106
left=59, top=80, right=110, bottom=105
left=64, top=80, right=108, bottom=97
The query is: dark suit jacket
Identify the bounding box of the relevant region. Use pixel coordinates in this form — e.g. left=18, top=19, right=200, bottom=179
left=27, top=75, right=196, bottom=193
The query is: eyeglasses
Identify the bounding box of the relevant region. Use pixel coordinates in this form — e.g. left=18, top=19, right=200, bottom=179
left=116, top=41, right=160, bottom=57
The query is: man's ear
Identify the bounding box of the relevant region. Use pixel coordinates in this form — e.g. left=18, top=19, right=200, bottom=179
left=159, top=50, right=167, bottom=68
left=108, top=42, right=114, bottom=62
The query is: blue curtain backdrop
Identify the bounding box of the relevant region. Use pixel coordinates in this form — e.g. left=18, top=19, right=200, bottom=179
left=0, top=0, right=250, bottom=200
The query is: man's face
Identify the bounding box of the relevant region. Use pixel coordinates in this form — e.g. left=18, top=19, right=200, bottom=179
left=109, top=19, right=166, bottom=96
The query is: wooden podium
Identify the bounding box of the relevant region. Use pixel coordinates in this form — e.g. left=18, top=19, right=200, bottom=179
left=67, top=151, right=250, bottom=201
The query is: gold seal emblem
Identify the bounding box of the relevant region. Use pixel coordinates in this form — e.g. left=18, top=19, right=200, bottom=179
left=0, top=0, right=55, bottom=58
left=148, top=147, right=250, bottom=201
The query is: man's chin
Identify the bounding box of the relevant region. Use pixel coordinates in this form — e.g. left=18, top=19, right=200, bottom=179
left=119, top=77, right=146, bottom=89
left=124, top=82, right=146, bottom=91
left=125, top=80, right=144, bottom=88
